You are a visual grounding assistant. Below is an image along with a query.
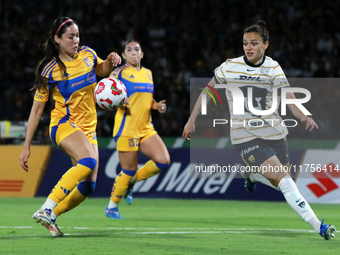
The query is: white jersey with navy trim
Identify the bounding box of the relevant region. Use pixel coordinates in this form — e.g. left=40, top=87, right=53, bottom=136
left=214, top=55, right=290, bottom=145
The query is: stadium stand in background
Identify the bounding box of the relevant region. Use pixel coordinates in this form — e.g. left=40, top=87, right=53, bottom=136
left=1, top=0, right=340, bottom=144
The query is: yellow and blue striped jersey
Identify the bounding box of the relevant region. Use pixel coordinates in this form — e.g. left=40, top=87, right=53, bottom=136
left=34, top=46, right=104, bottom=134
left=110, top=64, right=154, bottom=139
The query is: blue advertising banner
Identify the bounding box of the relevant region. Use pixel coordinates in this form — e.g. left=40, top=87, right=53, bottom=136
left=36, top=148, right=304, bottom=201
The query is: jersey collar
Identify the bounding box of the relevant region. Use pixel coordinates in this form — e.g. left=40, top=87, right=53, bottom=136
left=243, top=55, right=266, bottom=67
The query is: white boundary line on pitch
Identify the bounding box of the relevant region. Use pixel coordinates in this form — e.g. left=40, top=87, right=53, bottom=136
left=0, top=226, right=315, bottom=232
left=0, top=226, right=316, bottom=238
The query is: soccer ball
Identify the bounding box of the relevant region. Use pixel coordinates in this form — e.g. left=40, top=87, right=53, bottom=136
left=94, top=77, right=127, bottom=110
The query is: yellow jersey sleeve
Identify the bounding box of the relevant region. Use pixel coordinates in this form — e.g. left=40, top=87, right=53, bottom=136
left=34, top=88, right=49, bottom=102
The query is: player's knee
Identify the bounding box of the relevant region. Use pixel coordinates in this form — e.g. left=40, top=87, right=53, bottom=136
left=77, top=181, right=96, bottom=196
left=156, top=162, right=171, bottom=171
left=155, top=153, right=171, bottom=165
left=78, top=157, right=97, bottom=171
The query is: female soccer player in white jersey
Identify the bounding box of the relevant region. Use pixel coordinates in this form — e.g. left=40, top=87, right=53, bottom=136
left=19, top=17, right=121, bottom=237
left=183, top=20, right=335, bottom=240
left=104, top=40, right=170, bottom=219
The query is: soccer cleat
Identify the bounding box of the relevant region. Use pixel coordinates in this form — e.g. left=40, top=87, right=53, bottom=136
left=124, top=183, right=134, bottom=205
left=240, top=171, right=257, bottom=193
left=319, top=219, right=336, bottom=240
left=104, top=205, right=123, bottom=219
left=47, top=220, right=64, bottom=237
left=32, top=209, right=52, bottom=227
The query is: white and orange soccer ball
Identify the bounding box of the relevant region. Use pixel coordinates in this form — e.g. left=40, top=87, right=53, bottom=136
left=94, top=77, right=127, bottom=110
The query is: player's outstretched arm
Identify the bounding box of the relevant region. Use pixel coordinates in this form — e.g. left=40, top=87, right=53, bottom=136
left=19, top=100, right=46, bottom=171
left=182, top=77, right=216, bottom=140
left=286, top=92, right=319, bottom=131
left=95, top=52, right=121, bottom=77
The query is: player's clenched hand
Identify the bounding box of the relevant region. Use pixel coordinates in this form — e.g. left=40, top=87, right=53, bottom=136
left=157, top=100, right=166, bottom=113
left=107, top=52, right=121, bottom=66
left=301, top=116, right=319, bottom=131
left=19, top=148, right=30, bottom=172
left=183, top=119, right=195, bottom=140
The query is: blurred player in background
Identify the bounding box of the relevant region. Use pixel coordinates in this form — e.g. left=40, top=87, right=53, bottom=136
left=104, top=40, right=170, bottom=219
left=183, top=20, right=336, bottom=240
left=19, top=17, right=121, bottom=237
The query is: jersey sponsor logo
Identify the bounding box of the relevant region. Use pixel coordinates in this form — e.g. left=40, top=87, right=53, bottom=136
left=129, top=74, right=135, bottom=79
left=71, top=80, right=85, bottom=87
left=87, top=73, right=96, bottom=83
left=240, top=145, right=259, bottom=158
left=239, top=75, right=261, bottom=81
left=147, top=83, right=153, bottom=92
left=83, top=57, right=93, bottom=68
left=134, top=86, right=145, bottom=89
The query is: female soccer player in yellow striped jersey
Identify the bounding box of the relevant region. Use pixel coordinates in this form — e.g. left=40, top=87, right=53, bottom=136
left=104, top=40, right=171, bottom=219
left=19, top=17, right=121, bottom=236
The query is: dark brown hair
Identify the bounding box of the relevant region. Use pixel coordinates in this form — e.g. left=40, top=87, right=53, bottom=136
left=244, top=20, right=269, bottom=43
left=122, top=39, right=142, bottom=54
left=34, top=17, right=77, bottom=91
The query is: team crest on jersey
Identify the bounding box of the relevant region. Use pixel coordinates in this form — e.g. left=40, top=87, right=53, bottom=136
left=128, top=137, right=140, bottom=147
left=128, top=138, right=135, bottom=147
left=248, top=155, right=255, bottom=163
left=147, top=74, right=153, bottom=81
left=260, top=67, right=270, bottom=75
left=83, top=57, right=93, bottom=68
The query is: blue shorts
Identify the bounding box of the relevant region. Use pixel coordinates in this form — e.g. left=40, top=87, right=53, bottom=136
left=234, top=138, right=290, bottom=167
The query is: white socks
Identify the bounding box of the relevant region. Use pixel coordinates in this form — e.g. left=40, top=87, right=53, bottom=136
left=41, top=198, right=57, bottom=212
left=108, top=200, right=118, bottom=209
left=40, top=198, right=58, bottom=222
left=278, top=177, right=320, bottom=233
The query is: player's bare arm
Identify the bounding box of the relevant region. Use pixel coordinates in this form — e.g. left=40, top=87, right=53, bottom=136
left=95, top=52, right=121, bottom=77
left=286, top=92, right=319, bottom=131
left=183, top=77, right=217, bottom=140
left=19, top=100, right=46, bottom=171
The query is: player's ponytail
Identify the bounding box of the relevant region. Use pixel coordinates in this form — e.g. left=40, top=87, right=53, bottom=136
left=33, top=17, right=75, bottom=92
left=244, top=20, right=269, bottom=43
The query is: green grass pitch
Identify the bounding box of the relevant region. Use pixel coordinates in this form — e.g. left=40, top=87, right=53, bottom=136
left=0, top=198, right=339, bottom=254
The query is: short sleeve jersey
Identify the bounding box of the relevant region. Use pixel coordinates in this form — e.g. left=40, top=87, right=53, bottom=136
left=214, top=56, right=290, bottom=145
left=34, top=46, right=104, bottom=134
left=110, top=64, right=154, bottom=139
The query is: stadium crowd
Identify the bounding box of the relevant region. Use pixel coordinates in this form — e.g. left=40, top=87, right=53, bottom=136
left=1, top=0, right=340, bottom=143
